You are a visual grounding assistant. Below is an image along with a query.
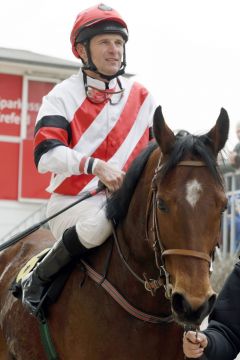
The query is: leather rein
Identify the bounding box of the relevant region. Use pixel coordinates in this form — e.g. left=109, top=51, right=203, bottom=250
left=111, top=159, right=212, bottom=300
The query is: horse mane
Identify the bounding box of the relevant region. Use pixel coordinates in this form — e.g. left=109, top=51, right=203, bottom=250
left=106, top=142, right=158, bottom=224
left=106, top=133, right=223, bottom=225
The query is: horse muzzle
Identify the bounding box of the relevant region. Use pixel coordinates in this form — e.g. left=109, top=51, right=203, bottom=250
left=171, top=291, right=217, bottom=325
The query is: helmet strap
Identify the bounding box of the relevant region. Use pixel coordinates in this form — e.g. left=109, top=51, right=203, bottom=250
left=81, top=41, right=126, bottom=81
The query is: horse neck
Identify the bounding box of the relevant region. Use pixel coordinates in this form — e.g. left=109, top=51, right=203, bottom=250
left=122, top=148, right=160, bottom=256
left=113, top=152, right=161, bottom=271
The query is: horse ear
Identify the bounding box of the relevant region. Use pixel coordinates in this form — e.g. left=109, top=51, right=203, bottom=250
left=153, top=106, right=175, bottom=154
left=201, top=108, right=229, bottom=155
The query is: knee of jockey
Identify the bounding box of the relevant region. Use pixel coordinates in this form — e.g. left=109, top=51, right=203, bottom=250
left=75, top=220, right=112, bottom=249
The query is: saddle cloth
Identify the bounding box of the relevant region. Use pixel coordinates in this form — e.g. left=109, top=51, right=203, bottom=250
left=16, top=248, right=50, bottom=284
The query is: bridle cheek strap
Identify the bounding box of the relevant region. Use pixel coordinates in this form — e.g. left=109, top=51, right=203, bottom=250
left=148, top=159, right=215, bottom=298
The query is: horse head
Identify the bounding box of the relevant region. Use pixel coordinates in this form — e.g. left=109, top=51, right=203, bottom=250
left=152, top=106, right=229, bottom=326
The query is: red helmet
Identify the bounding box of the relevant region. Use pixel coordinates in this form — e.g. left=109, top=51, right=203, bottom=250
left=70, top=4, right=128, bottom=58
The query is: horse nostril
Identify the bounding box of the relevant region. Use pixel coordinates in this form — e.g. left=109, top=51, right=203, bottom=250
left=172, top=292, right=191, bottom=316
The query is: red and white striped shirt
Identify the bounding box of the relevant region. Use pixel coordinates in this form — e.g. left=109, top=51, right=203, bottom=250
left=34, top=69, right=156, bottom=196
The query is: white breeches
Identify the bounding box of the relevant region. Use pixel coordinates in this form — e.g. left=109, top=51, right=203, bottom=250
left=46, top=192, right=112, bottom=249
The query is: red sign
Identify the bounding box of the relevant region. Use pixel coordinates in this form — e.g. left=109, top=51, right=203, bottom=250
left=0, top=73, right=22, bottom=136
left=26, top=80, right=55, bottom=139
left=0, top=75, right=55, bottom=200
left=20, top=79, right=55, bottom=200
left=20, top=140, right=51, bottom=200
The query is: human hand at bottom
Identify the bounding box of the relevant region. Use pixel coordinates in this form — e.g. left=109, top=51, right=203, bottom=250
left=183, top=331, right=208, bottom=358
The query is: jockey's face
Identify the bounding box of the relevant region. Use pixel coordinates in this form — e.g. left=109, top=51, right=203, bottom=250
left=77, top=34, right=124, bottom=79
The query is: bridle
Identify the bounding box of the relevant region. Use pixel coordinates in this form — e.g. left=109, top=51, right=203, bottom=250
left=112, top=159, right=216, bottom=300
left=147, top=159, right=213, bottom=299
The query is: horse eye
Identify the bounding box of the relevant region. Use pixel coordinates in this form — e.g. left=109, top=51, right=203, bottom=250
left=157, top=198, right=168, bottom=212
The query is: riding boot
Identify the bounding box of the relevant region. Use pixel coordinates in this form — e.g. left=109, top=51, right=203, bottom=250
left=21, top=226, right=88, bottom=316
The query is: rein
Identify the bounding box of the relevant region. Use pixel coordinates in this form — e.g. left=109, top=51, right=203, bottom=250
left=81, top=259, right=173, bottom=324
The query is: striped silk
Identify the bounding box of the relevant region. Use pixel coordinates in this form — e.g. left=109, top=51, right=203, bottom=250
left=34, top=69, right=156, bottom=196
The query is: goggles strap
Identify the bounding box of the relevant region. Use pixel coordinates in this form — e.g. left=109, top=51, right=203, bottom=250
left=83, top=73, right=124, bottom=105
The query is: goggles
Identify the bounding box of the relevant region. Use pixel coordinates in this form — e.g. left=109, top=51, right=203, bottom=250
left=83, top=73, right=124, bottom=105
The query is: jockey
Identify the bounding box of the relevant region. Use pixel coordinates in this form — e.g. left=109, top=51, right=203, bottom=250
left=21, top=3, right=157, bottom=315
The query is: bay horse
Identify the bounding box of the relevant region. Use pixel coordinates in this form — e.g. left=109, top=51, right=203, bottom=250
left=0, top=106, right=229, bottom=360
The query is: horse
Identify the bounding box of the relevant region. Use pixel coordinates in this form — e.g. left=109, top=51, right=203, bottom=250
left=0, top=106, right=229, bottom=360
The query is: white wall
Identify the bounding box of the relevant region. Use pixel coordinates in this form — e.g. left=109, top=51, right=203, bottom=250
left=0, top=200, right=44, bottom=242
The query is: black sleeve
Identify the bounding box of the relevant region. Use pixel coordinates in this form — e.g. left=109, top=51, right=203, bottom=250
left=34, top=115, right=72, bottom=167
left=203, top=262, right=240, bottom=359
left=204, top=322, right=240, bottom=359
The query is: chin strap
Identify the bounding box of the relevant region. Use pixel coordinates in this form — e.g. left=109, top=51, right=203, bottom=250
left=82, top=42, right=126, bottom=81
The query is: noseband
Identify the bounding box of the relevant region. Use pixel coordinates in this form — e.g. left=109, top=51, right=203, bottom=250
left=112, top=159, right=214, bottom=300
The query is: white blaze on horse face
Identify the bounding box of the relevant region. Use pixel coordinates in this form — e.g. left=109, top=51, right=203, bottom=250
left=185, top=179, right=202, bottom=207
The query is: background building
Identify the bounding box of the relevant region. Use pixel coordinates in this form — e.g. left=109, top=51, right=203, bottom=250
left=0, top=47, right=79, bottom=240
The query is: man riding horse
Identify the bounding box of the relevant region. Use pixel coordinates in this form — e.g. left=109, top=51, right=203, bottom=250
left=21, top=3, right=156, bottom=315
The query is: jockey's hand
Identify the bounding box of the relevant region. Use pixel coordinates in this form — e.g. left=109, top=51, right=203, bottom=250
left=93, top=160, right=125, bottom=192
left=183, top=331, right=208, bottom=358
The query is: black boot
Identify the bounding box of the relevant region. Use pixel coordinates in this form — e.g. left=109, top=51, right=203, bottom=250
left=21, top=226, right=87, bottom=316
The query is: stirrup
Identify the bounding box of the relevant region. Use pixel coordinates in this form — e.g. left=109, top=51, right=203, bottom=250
left=21, top=271, right=50, bottom=317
